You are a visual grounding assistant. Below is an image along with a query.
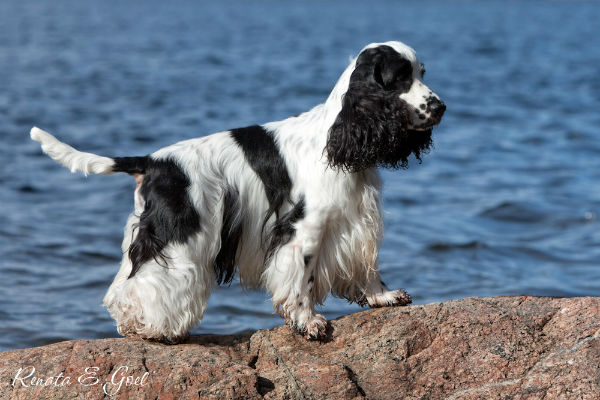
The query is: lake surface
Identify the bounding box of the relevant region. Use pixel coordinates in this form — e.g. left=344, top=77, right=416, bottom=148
left=1, top=0, right=599, bottom=351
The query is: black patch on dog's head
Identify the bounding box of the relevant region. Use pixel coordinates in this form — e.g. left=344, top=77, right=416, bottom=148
left=326, top=45, right=433, bottom=172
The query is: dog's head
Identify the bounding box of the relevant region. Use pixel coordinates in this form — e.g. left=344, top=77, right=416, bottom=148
left=326, top=41, right=445, bottom=172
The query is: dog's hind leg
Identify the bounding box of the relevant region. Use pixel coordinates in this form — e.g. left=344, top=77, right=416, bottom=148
left=104, top=234, right=214, bottom=343
left=103, top=170, right=215, bottom=343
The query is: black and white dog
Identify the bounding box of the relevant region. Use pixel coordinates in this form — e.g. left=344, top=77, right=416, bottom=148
left=31, top=41, right=445, bottom=342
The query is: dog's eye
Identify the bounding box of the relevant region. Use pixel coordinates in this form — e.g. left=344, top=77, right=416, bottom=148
left=396, top=67, right=411, bottom=81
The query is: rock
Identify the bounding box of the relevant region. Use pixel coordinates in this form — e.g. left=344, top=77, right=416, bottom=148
left=1, top=296, right=599, bottom=399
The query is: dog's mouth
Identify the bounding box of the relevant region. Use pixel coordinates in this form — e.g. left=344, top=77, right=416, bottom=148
left=408, top=114, right=443, bottom=132
left=405, top=123, right=437, bottom=138
left=408, top=127, right=434, bottom=134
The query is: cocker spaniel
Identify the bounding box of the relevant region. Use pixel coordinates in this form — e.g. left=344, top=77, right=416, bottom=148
left=31, top=41, right=445, bottom=342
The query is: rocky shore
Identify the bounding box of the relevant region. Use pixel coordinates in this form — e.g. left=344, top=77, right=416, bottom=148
left=1, top=296, right=598, bottom=399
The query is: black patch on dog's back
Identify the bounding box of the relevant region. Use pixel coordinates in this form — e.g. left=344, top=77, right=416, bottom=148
left=230, top=125, right=303, bottom=261
left=128, top=158, right=201, bottom=278
left=230, top=125, right=292, bottom=223
left=214, top=186, right=243, bottom=285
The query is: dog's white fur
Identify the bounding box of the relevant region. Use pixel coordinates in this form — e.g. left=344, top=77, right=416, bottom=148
left=31, top=41, right=442, bottom=341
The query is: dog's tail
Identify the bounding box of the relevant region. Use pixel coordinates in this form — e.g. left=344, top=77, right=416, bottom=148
left=30, top=127, right=148, bottom=176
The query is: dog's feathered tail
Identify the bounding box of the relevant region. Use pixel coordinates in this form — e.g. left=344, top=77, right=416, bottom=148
left=30, top=127, right=148, bottom=176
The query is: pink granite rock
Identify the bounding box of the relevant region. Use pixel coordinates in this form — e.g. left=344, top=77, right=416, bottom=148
left=1, top=296, right=598, bottom=399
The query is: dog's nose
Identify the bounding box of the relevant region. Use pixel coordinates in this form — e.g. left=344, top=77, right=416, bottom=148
left=429, top=99, right=446, bottom=117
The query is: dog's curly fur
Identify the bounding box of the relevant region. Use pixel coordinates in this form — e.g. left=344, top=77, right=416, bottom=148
left=31, top=41, right=445, bottom=342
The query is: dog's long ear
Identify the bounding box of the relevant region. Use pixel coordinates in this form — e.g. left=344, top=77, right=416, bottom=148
left=326, top=48, right=410, bottom=172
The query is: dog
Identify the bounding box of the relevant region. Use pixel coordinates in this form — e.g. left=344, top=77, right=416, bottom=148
left=31, top=41, right=445, bottom=342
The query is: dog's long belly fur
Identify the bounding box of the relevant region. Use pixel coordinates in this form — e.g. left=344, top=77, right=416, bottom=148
left=31, top=41, right=444, bottom=341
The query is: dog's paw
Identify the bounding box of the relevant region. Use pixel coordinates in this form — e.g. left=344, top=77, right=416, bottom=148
left=160, top=332, right=190, bottom=345
left=288, top=313, right=328, bottom=340
left=119, top=326, right=189, bottom=345
left=366, top=289, right=412, bottom=308
left=303, top=314, right=327, bottom=340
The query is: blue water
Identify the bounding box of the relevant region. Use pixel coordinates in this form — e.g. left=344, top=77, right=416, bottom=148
left=1, top=0, right=599, bottom=351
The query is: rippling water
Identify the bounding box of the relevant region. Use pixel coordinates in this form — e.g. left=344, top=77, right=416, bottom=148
left=1, top=0, right=599, bottom=351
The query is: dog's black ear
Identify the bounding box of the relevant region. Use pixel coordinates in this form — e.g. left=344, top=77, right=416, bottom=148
left=326, top=81, right=407, bottom=172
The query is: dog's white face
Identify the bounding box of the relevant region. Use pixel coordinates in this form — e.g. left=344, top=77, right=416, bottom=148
left=363, top=41, right=445, bottom=131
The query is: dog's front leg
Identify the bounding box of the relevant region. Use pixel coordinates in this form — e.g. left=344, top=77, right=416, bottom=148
left=264, top=214, right=328, bottom=340
left=359, top=278, right=412, bottom=308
